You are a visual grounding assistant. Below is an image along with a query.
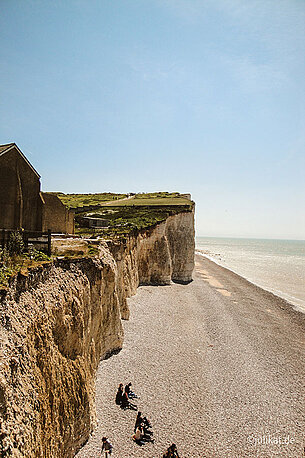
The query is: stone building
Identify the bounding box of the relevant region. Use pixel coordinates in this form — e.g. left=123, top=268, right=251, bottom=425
left=77, top=216, right=109, bottom=228
left=41, top=192, right=74, bottom=234
left=0, top=143, right=74, bottom=234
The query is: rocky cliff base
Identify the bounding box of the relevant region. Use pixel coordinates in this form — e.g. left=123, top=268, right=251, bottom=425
left=0, top=211, right=194, bottom=457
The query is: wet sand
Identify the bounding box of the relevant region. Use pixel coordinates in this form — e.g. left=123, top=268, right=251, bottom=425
left=77, top=254, right=305, bottom=457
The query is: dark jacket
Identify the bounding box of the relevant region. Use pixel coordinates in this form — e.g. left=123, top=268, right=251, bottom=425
left=115, top=389, right=123, bottom=405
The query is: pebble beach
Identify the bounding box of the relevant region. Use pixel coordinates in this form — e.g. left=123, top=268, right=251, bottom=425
left=77, top=255, right=305, bottom=457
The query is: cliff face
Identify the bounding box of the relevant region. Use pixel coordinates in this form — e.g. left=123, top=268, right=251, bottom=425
left=0, top=210, right=194, bottom=457
left=112, top=211, right=195, bottom=319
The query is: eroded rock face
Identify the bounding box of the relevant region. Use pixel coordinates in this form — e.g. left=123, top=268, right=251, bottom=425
left=110, top=210, right=195, bottom=319
left=0, top=210, right=194, bottom=457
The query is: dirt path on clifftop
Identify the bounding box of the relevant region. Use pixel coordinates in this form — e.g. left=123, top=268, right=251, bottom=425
left=77, top=255, right=305, bottom=457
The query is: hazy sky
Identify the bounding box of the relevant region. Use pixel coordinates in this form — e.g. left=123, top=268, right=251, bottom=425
left=1, top=0, right=304, bottom=239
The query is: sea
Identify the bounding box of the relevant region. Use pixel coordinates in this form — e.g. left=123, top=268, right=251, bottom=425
left=196, top=237, right=305, bottom=314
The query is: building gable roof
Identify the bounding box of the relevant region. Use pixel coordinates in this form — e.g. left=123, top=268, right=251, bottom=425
left=0, top=143, right=14, bottom=154
left=0, top=143, right=41, bottom=178
left=41, top=192, right=66, bottom=208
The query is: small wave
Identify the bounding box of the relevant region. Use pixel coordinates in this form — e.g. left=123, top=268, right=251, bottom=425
left=195, top=250, right=305, bottom=314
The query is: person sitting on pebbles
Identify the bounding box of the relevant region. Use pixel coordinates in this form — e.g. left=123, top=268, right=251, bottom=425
left=133, top=412, right=154, bottom=444
left=125, top=382, right=138, bottom=399
left=115, top=383, right=123, bottom=405
left=163, top=443, right=180, bottom=457
left=134, top=412, right=153, bottom=434
left=132, top=425, right=144, bottom=446
left=134, top=412, right=143, bottom=432
left=121, top=389, right=137, bottom=410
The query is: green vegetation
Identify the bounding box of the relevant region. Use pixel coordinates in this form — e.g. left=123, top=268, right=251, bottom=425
left=0, top=233, right=101, bottom=288
left=55, top=191, right=194, bottom=239
left=0, top=254, right=14, bottom=288
left=107, top=196, right=192, bottom=206
left=75, top=204, right=193, bottom=238
left=134, top=192, right=180, bottom=199
left=87, top=244, right=99, bottom=256
left=102, top=192, right=192, bottom=207
left=0, top=192, right=194, bottom=286
left=7, top=230, right=24, bottom=255
left=55, top=191, right=193, bottom=208
left=0, top=240, right=51, bottom=289
left=55, top=192, right=128, bottom=208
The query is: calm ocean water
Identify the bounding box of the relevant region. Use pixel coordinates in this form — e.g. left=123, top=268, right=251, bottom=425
left=196, top=237, right=305, bottom=313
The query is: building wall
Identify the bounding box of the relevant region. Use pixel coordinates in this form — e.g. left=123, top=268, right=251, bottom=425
left=0, top=147, right=42, bottom=231
left=42, top=193, right=75, bottom=234
left=66, top=208, right=75, bottom=234
left=0, top=146, right=74, bottom=234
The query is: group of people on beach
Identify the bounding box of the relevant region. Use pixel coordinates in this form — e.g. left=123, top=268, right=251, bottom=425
left=115, top=382, right=138, bottom=410
left=132, top=410, right=154, bottom=445
left=115, top=382, right=155, bottom=445
left=100, top=382, right=180, bottom=456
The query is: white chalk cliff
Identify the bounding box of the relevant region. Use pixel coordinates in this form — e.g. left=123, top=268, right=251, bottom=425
left=0, top=210, right=194, bottom=457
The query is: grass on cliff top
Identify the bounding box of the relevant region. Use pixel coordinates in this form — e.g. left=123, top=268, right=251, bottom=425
left=55, top=191, right=193, bottom=209
left=0, top=242, right=102, bottom=289
left=108, top=194, right=192, bottom=206
left=55, top=191, right=193, bottom=240
left=55, top=192, right=128, bottom=208
left=0, top=247, right=52, bottom=289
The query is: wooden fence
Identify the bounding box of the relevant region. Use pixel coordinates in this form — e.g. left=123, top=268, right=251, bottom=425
left=0, top=229, right=52, bottom=256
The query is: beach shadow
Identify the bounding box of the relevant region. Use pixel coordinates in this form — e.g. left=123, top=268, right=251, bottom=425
left=103, top=347, right=122, bottom=360
left=133, top=434, right=154, bottom=447
left=172, top=279, right=193, bottom=285
left=121, top=403, right=138, bottom=411
left=133, top=439, right=144, bottom=446
left=142, top=434, right=154, bottom=443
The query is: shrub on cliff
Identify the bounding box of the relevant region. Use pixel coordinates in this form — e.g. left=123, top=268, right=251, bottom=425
left=8, top=231, right=24, bottom=256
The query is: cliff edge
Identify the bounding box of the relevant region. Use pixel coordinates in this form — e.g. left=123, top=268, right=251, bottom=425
left=0, top=209, right=194, bottom=457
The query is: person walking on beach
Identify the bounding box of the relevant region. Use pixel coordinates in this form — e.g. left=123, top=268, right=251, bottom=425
left=101, top=437, right=113, bottom=456
left=115, top=383, right=123, bottom=405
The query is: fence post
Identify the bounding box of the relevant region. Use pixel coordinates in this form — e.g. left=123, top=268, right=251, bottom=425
left=23, top=231, right=28, bottom=251
left=47, top=229, right=51, bottom=256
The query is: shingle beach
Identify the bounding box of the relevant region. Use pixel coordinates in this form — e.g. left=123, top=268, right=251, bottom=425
left=77, top=255, right=305, bottom=457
